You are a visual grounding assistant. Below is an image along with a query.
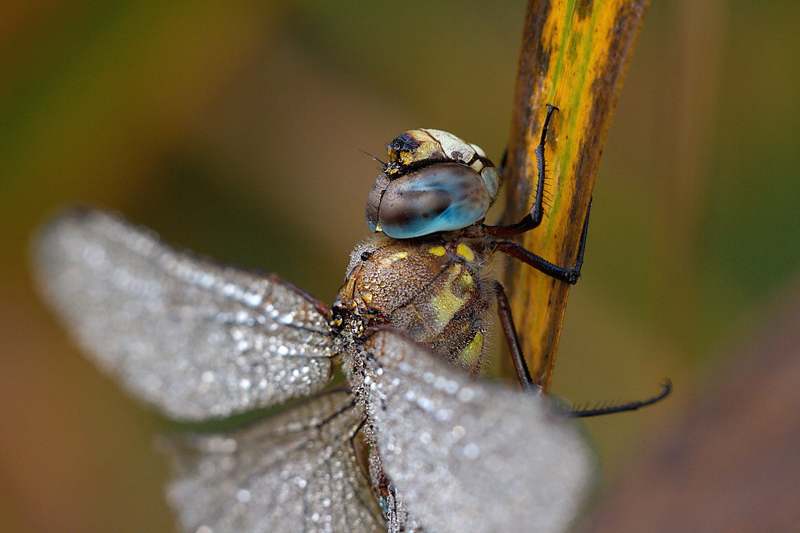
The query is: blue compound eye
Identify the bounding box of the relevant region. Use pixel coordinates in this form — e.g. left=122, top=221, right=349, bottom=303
left=369, top=162, right=491, bottom=239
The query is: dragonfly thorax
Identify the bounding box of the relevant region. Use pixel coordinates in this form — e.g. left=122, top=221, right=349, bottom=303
left=331, top=235, right=494, bottom=374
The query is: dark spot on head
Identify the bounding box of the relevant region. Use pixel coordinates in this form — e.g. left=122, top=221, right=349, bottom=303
left=360, top=251, right=373, bottom=261
left=389, top=133, right=421, bottom=154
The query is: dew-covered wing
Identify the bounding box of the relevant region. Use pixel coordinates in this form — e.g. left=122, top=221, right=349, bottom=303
left=362, top=331, right=594, bottom=533
left=33, top=208, right=334, bottom=421
left=160, top=390, right=385, bottom=533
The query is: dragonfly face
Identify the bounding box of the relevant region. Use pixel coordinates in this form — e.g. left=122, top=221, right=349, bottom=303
left=365, top=129, right=500, bottom=239
left=33, top=119, right=593, bottom=532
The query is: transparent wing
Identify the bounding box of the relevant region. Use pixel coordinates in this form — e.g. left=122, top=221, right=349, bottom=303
left=361, top=330, right=594, bottom=533
left=33, top=208, right=335, bottom=421
left=160, top=390, right=385, bottom=533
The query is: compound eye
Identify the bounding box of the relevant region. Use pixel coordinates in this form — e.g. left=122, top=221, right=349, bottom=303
left=375, top=162, right=491, bottom=239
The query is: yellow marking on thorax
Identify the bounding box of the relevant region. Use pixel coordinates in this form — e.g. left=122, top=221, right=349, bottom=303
left=428, top=264, right=467, bottom=334
left=428, top=245, right=446, bottom=256
left=459, top=330, right=484, bottom=369
left=456, top=243, right=475, bottom=262
left=359, top=290, right=373, bottom=304
left=380, top=250, right=409, bottom=267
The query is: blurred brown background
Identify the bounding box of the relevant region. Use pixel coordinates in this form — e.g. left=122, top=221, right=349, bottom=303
left=1, top=1, right=798, bottom=531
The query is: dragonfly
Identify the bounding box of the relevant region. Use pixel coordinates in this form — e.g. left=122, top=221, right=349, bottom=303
left=33, top=106, right=595, bottom=533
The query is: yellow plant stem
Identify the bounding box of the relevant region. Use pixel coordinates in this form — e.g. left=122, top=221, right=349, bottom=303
left=504, top=0, right=650, bottom=391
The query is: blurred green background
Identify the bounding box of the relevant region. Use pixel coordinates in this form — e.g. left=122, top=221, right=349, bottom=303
left=2, top=1, right=799, bottom=531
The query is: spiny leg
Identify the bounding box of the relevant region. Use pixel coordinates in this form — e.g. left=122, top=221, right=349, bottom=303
left=486, top=104, right=589, bottom=390
left=485, top=108, right=668, bottom=411
left=563, top=380, right=673, bottom=418
left=492, top=200, right=591, bottom=285
left=486, top=103, right=559, bottom=239
left=493, top=281, right=537, bottom=391
left=529, top=103, right=559, bottom=228
left=484, top=103, right=592, bottom=283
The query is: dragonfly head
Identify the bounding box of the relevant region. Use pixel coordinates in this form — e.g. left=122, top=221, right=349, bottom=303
left=366, top=129, right=500, bottom=239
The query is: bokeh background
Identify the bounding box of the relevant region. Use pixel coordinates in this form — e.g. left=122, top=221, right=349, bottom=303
left=2, top=1, right=798, bottom=531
